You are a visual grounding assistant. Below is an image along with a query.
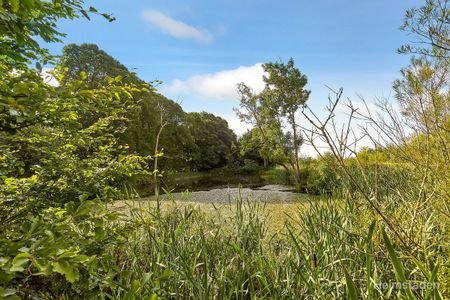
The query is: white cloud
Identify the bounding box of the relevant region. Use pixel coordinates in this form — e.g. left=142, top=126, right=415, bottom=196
left=142, top=10, right=212, bottom=43
left=218, top=113, right=252, bottom=136
left=166, top=63, right=266, bottom=101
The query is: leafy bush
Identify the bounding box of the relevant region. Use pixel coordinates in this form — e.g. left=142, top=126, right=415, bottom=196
left=0, top=200, right=129, bottom=298
left=297, top=154, right=340, bottom=194
left=261, top=167, right=292, bottom=185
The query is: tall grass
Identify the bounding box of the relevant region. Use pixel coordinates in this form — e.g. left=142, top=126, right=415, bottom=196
left=3, top=185, right=446, bottom=298
left=102, top=191, right=446, bottom=299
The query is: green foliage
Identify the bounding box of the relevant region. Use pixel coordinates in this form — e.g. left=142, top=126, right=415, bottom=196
left=0, top=67, right=150, bottom=214
left=0, top=0, right=448, bottom=298
left=0, top=0, right=114, bottom=68
left=186, top=112, right=237, bottom=170
left=235, top=58, right=310, bottom=183
left=261, top=167, right=292, bottom=185
left=3, top=194, right=446, bottom=298
left=237, top=129, right=267, bottom=166
left=393, top=54, right=449, bottom=131
left=398, top=0, right=450, bottom=58
left=56, top=44, right=210, bottom=172
left=58, top=43, right=142, bottom=87
left=0, top=199, right=132, bottom=298
left=296, top=153, right=340, bottom=194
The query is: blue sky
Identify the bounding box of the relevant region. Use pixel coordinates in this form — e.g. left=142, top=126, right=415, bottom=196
left=46, top=0, right=422, bottom=141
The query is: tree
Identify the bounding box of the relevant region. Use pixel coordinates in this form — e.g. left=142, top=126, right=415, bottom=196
left=0, top=1, right=149, bottom=216
left=393, top=0, right=450, bottom=203
left=393, top=55, right=449, bottom=134
left=395, top=0, right=450, bottom=135
left=235, top=83, right=272, bottom=167
left=58, top=44, right=142, bottom=87
left=263, top=58, right=310, bottom=183
left=235, top=58, right=310, bottom=184
left=0, top=68, right=149, bottom=214
left=0, top=0, right=114, bottom=68
left=398, top=0, right=450, bottom=58
left=57, top=44, right=195, bottom=171
left=186, top=112, right=237, bottom=170
left=238, top=129, right=268, bottom=167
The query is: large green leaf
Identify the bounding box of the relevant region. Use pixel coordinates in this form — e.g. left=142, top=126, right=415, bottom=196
left=10, top=253, right=31, bottom=272
left=382, top=228, right=415, bottom=300
left=344, top=268, right=358, bottom=300
left=52, top=260, right=79, bottom=283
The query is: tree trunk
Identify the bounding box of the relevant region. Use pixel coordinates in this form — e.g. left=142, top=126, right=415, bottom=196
left=154, top=111, right=168, bottom=202
left=290, top=112, right=301, bottom=185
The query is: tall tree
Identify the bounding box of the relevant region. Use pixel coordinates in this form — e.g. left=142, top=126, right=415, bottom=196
left=393, top=54, right=450, bottom=133
left=235, top=83, right=272, bottom=167
left=57, top=44, right=194, bottom=171
left=398, top=0, right=450, bottom=58
left=393, top=0, right=450, bottom=194
left=236, top=58, right=310, bottom=184
left=186, top=112, right=237, bottom=170
left=58, top=44, right=142, bottom=87
left=395, top=0, right=450, bottom=133
left=0, top=1, right=149, bottom=214
left=263, top=59, right=310, bottom=183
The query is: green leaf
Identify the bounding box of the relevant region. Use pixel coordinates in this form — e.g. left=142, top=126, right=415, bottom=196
left=366, top=221, right=376, bottom=299
left=124, top=280, right=140, bottom=300
left=10, top=0, right=20, bottom=12
left=34, top=259, right=52, bottom=276
left=35, top=61, right=42, bottom=72
left=149, top=294, right=159, bottom=300
left=157, top=269, right=174, bottom=280
left=80, top=9, right=90, bottom=20
left=88, top=6, right=98, bottom=13
left=382, top=229, right=406, bottom=281
left=10, top=253, right=31, bottom=272
left=0, top=287, right=20, bottom=299
left=343, top=268, right=358, bottom=300
left=382, top=228, right=415, bottom=299
left=367, top=220, right=376, bottom=242
left=52, top=260, right=79, bottom=283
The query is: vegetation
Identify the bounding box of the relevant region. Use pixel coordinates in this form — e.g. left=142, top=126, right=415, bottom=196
left=0, top=0, right=449, bottom=299
left=235, top=59, right=310, bottom=184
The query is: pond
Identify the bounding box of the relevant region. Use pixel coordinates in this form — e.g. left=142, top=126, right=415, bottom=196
left=153, top=184, right=309, bottom=204
left=147, top=170, right=308, bottom=203
left=160, top=171, right=267, bottom=193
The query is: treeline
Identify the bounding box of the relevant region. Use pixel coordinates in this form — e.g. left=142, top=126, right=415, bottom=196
left=57, top=44, right=242, bottom=172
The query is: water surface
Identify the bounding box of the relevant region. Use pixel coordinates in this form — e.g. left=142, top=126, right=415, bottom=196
left=154, top=185, right=308, bottom=203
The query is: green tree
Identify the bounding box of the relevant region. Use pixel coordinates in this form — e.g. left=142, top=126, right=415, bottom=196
left=263, top=58, right=310, bottom=183
left=0, top=68, right=149, bottom=217
left=186, top=112, right=237, bottom=170
left=236, top=58, right=310, bottom=184
left=238, top=129, right=267, bottom=166
left=395, top=0, right=450, bottom=134
left=393, top=0, right=450, bottom=208
left=58, top=43, right=142, bottom=87
left=393, top=54, right=449, bottom=133
left=398, top=0, right=450, bottom=58
left=0, top=0, right=114, bottom=68
left=57, top=44, right=195, bottom=171
left=0, top=0, right=150, bottom=217
left=0, top=1, right=153, bottom=298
